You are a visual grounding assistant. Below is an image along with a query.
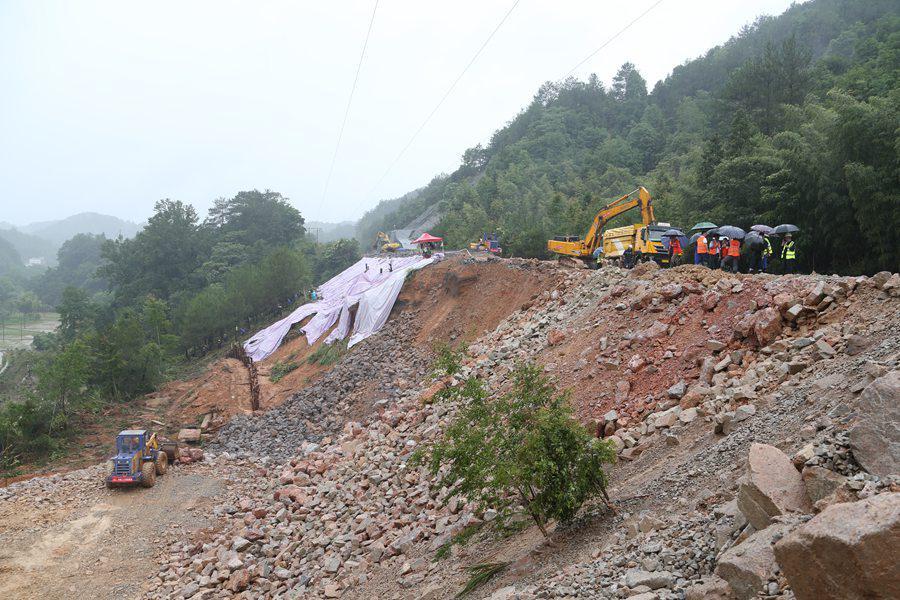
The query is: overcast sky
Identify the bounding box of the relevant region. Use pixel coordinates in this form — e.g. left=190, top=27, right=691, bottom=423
left=0, top=0, right=801, bottom=226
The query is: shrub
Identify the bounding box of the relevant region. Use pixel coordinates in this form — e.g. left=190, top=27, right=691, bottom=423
left=422, top=361, right=615, bottom=538
left=306, top=340, right=346, bottom=366
left=269, top=360, right=299, bottom=382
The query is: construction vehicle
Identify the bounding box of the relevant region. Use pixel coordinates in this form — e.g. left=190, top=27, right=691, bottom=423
left=547, top=186, right=669, bottom=268
left=468, top=232, right=502, bottom=254
left=374, top=232, right=401, bottom=253
left=106, top=429, right=177, bottom=488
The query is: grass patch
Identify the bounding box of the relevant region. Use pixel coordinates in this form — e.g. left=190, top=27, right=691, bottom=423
left=306, top=340, right=346, bottom=366
left=434, top=522, right=482, bottom=560
left=456, top=562, right=509, bottom=597
left=269, top=360, right=299, bottom=382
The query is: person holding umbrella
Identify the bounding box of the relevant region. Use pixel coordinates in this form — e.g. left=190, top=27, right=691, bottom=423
left=669, top=235, right=683, bottom=266
left=781, top=233, right=797, bottom=273
left=773, top=225, right=799, bottom=273
left=708, top=234, right=721, bottom=269
left=763, top=236, right=774, bottom=272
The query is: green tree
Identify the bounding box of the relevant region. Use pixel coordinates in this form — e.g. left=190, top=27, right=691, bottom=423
left=422, top=362, right=615, bottom=537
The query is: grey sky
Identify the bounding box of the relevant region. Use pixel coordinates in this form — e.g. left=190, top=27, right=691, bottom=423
left=0, top=0, right=800, bottom=226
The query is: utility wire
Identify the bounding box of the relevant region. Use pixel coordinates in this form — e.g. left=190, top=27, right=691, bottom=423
left=369, top=0, right=521, bottom=196
left=563, top=0, right=666, bottom=79
left=318, top=0, right=380, bottom=215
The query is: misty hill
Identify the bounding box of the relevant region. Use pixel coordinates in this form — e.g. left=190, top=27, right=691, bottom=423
left=0, top=227, right=57, bottom=266
left=358, top=0, right=898, bottom=274
left=0, top=236, right=24, bottom=279
left=305, top=220, right=357, bottom=244
left=20, top=212, right=141, bottom=246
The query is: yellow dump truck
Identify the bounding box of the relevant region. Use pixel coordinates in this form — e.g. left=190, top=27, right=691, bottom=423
left=547, top=186, right=669, bottom=268
left=602, top=223, right=671, bottom=268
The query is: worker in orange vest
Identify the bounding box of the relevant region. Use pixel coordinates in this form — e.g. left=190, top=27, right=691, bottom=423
left=725, top=237, right=742, bottom=273
left=695, top=233, right=708, bottom=266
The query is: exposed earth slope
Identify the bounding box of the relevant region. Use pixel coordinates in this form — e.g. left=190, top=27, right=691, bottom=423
left=1, top=257, right=898, bottom=600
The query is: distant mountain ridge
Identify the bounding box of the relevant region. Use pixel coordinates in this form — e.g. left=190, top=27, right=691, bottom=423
left=19, top=212, right=141, bottom=246
left=0, top=212, right=142, bottom=267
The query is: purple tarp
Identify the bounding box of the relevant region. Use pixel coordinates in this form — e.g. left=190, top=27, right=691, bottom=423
left=243, top=255, right=433, bottom=361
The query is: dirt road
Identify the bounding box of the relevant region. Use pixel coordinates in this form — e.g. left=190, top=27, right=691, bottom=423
left=0, top=462, right=233, bottom=600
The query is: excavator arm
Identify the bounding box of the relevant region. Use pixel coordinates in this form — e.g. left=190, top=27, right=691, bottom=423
left=547, top=187, right=654, bottom=260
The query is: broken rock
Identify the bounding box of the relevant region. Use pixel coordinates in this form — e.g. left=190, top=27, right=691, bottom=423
left=716, top=523, right=795, bottom=600
left=738, top=443, right=813, bottom=530
left=848, top=370, right=900, bottom=478
left=774, top=493, right=900, bottom=600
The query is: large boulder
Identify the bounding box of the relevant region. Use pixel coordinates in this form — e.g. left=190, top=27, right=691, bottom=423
left=751, top=308, right=782, bottom=347
left=848, top=370, right=900, bottom=477
left=716, top=523, right=795, bottom=600
left=738, top=443, right=813, bottom=530
left=774, top=493, right=900, bottom=600
left=684, top=575, right=735, bottom=600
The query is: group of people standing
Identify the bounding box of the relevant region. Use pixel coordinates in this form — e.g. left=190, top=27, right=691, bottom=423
left=691, top=232, right=796, bottom=274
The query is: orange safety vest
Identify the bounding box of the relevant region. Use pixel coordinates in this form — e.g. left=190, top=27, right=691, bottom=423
left=709, top=239, right=719, bottom=256
left=729, top=239, right=741, bottom=257
left=696, top=235, right=708, bottom=254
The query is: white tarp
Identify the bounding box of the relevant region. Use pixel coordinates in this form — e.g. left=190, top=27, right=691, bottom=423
left=243, top=255, right=432, bottom=361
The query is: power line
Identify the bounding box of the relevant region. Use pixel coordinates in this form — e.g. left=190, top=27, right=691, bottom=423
left=369, top=0, right=521, bottom=197
left=318, top=0, right=380, bottom=215
left=563, top=0, right=666, bottom=79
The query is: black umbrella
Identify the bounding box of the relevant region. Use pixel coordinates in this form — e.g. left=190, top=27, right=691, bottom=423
left=662, top=228, right=685, bottom=237
left=689, top=232, right=702, bottom=245
left=744, top=231, right=765, bottom=249
left=663, top=235, right=689, bottom=250
left=715, top=225, right=746, bottom=240
left=774, top=224, right=799, bottom=234
left=751, top=224, right=774, bottom=235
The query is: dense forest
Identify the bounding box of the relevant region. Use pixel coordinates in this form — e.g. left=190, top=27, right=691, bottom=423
left=358, top=0, right=898, bottom=274
left=0, top=191, right=360, bottom=469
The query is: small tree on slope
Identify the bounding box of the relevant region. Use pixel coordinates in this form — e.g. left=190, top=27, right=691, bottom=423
left=422, top=362, right=615, bottom=538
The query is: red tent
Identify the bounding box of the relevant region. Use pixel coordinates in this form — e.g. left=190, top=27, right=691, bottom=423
left=411, top=233, right=443, bottom=244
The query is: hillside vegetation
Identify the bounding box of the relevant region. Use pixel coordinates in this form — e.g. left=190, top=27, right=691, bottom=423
left=358, top=0, right=898, bottom=274
left=0, top=191, right=361, bottom=471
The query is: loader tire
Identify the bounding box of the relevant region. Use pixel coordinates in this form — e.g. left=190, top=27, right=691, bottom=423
left=155, top=451, right=168, bottom=475
left=141, top=460, right=156, bottom=488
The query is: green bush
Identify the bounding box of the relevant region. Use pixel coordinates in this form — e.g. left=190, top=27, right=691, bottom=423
left=306, top=340, right=346, bottom=366
left=422, top=360, right=615, bottom=538
left=269, top=360, right=299, bottom=383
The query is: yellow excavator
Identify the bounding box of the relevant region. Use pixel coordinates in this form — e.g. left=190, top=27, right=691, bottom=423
left=547, top=186, right=669, bottom=268
left=374, top=231, right=401, bottom=253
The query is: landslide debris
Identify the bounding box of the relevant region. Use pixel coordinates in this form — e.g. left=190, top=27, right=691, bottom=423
left=4, top=260, right=899, bottom=600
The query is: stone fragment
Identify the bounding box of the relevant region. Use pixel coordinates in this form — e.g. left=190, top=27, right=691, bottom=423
left=774, top=493, right=900, bottom=600
left=178, top=428, right=202, bottom=444
left=751, top=308, right=782, bottom=347
left=703, top=291, right=721, bottom=311
left=228, top=569, right=250, bottom=592
left=624, top=569, right=674, bottom=590
left=716, top=523, right=794, bottom=600
left=844, top=334, right=872, bottom=356
left=738, top=443, right=813, bottom=530
left=547, top=329, right=566, bottom=346
left=684, top=575, right=735, bottom=600
left=733, top=404, right=756, bottom=422
left=706, top=339, right=727, bottom=352
left=848, top=370, right=900, bottom=477
left=667, top=380, right=686, bottom=399
left=801, top=466, right=846, bottom=505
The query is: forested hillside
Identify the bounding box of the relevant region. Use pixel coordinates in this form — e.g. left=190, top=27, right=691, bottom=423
left=358, top=0, right=898, bottom=274
left=0, top=190, right=361, bottom=470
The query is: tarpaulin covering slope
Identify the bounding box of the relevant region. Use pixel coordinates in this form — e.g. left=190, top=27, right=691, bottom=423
left=243, top=256, right=433, bottom=362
